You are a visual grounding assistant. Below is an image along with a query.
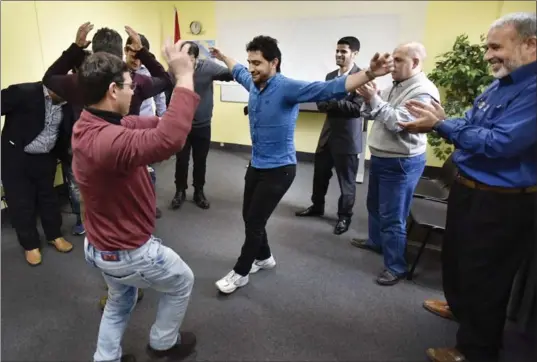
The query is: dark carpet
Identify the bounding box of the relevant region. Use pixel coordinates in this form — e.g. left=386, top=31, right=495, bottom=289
left=1, top=149, right=532, bottom=361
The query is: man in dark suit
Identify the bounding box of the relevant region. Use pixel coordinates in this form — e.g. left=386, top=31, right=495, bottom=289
left=1, top=81, right=74, bottom=265
left=296, top=36, right=363, bottom=235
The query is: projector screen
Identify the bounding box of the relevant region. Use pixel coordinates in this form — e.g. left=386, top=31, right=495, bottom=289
left=216, top=14, right=401, bottom=104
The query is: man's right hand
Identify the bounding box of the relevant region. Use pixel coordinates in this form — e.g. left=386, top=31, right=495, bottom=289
left=75, top=22, right=94, bottom=48
left=208, top=47, right=225, bottom=61
left=162, top=38, right=194, bottom=90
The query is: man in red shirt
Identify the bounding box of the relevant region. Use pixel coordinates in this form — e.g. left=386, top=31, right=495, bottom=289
left=72, top=40, right=200, bottom=362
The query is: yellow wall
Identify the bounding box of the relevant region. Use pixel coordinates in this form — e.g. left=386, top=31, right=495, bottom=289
left=1, top=0, right=536, bottom=173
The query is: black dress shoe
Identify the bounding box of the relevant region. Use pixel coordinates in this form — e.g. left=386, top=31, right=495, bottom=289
left=295, top=205, right=324, bottom=217
left=147, top=331, right=197, bottom=360
left=193, top=189, right=210, bottom=209
left=171, top=190, right=186, bottom=210
left=376, top=269, right=405, bottom=286
left=350, top=238, right=382, bottom=254
left=156, top=207, right=162, bottom=219
left=333, top=218, right=350, bottom=235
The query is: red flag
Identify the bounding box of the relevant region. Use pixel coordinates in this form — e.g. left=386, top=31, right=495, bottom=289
left=174, top=7, right=181, bottom=43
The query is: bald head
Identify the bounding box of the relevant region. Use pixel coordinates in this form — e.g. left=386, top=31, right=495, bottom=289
left=392, top=42, right=427, bottom=81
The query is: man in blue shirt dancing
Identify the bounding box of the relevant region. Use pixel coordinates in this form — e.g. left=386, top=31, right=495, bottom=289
left=399, top=12, right=536, bottom=362
left=209, top=36, right=395, bottom=294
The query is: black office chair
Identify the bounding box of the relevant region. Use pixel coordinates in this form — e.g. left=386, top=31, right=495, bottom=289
left=406, top=197, right=448, bottom=280
left=414, top=154, right=456, bottom=201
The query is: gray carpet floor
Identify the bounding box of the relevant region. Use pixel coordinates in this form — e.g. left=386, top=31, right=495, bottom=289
left=1, top=149, right=532, bottom=361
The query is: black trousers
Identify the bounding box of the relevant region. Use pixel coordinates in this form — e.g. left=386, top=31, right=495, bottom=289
left=2, top=152, right=63, bottom=250
left=233, top=164, right=296, bottom=276
left=311, top=146, right=358, bottom=218
left=174, top=125, right=211, bottom=191
left=443, top=180, right=535, bottom=361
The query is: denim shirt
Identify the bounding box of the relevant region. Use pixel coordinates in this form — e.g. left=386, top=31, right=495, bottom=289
left=232, top=64, right=348, bottom=169
left=436, top=61, right=537, bottom=188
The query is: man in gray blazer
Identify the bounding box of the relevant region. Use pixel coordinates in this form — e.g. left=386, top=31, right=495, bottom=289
left=296, top=36, right=363, bottom=235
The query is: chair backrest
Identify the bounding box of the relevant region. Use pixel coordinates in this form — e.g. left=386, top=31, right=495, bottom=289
left=440, top=153, right=457, bottom=187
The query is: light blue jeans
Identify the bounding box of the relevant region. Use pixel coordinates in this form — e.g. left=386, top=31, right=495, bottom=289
left=84, top=236, right=194, bottom=362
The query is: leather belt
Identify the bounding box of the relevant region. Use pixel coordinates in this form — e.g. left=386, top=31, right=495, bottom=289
left=455, top=173, right=537, bottom=194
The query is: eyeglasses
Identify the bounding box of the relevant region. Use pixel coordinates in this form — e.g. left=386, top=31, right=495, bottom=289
left=118, top=82, right=137, bottom=90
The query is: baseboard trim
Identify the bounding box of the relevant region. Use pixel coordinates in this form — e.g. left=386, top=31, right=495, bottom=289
left=209, top=141, right=443, bottom=179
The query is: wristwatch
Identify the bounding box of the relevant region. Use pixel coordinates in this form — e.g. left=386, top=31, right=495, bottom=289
left=432, top=119, right=445, bottom=131
left=365, top=68, right=376, bottom=81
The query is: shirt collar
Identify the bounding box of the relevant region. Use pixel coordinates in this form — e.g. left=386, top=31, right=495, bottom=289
left=256, top=72, right=281, bottom=91
left=43, top=85, right=67, bottom=106
left=338, top=64, right=354, bottom=77
left=393, top=72, right=426, bottom=87
left=500, top=61, right=537, bottom=86
left=85, top=107, right=123, bottom=126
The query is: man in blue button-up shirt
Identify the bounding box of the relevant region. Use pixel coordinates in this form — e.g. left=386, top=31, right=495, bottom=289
left=209, top=36, right=395, bottom=294
left=400, top=12, right=536, bottom=362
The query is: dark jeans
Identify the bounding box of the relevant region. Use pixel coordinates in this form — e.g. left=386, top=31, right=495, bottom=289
left=366, top=154, right=426, bottom=275
left=175, top=125, right=211, bottom=191
left=443, top=180, right=535, bottom=362
left=2, top=153, right=62, bottom=250
left=311, top=147, right=358, bottom=218
left=61, top=159, right=81, bottom=221
left=233, top=163, right=296, bottom=276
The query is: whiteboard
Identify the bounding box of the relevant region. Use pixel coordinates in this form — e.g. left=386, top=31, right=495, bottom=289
left=217, top=14, right=400, bottom=104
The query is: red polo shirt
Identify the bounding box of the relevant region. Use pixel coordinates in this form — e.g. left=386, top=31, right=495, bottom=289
left=72, top=87, right=200, bottom=251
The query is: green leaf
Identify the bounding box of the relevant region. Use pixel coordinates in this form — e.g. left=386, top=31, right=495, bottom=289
left=426, top=33, right=491, bottom=161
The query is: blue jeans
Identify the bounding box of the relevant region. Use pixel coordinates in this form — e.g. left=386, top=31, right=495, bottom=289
left=84, top=236, right=194, bottom=362
left=62, top=160, right=81, bottom=221
left=366, top=154, right=426, bottom=276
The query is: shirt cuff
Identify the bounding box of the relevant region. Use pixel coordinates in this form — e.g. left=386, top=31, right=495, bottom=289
left=369, top=94, right=383, bottom=111
left=434, top=119, right=455, bottom=139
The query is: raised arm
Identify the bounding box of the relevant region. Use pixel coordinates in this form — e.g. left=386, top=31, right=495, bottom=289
left=100, top=41, right=200, bottom=171
left=207, top=60, right=234, bottom=82
left=208, top=47, right=251, bottom=89
left=285, top=52, right=394, bottom=104
left=125, top=27, right=173, bottom=100
left=42, top=23, right=93, bottom=104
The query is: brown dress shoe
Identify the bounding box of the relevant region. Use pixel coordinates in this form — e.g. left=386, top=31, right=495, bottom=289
left=25, top=249, right=42, bottom=266
left=426, top=347, right=466, bottom=362
left=423, top=299, right=454, bottom=320
left=49, top=237, right=73, bottom=253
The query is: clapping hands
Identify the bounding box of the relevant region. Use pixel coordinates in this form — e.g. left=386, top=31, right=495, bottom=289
left=398, top=99, right=446, bottom=133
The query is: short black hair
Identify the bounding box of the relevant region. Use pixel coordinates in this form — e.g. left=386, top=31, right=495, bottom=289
left=127, top=33, right=150, bottom=50
left=337, top=36, right=360, bottom=52
left=246, top=36, right=281, bottom=72
left=92, top=27, right=123, bottom=58
left=78, top=52, right=129, bottom=105
left=180, top=41, right=200, bottom=59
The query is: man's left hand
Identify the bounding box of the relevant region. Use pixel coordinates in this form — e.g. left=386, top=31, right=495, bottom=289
left=356, top=81, right=377, bottom=101
left=398, top=99, right=445, bottom=133
left=125, top=26, right=142, bottom=51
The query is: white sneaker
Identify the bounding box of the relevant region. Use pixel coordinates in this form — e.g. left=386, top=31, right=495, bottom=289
left=250, top=255, right=276, bottom=274
left=215, top=270, right=249, bottom=294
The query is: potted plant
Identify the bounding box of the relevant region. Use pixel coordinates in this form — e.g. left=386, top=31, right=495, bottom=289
left=427, top=34, right=494, bottom=161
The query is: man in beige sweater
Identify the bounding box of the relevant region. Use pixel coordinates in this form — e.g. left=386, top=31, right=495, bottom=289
left=351, top=42, right=440, bottom=286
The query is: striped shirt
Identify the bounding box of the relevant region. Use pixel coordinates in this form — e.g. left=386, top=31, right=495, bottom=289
left=24, top=85, right=65, bottom=154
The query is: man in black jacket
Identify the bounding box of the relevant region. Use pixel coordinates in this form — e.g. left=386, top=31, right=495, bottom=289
left=1, top=81, right=74, bottom=265
left=296, top=36, right=364, bottom=235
